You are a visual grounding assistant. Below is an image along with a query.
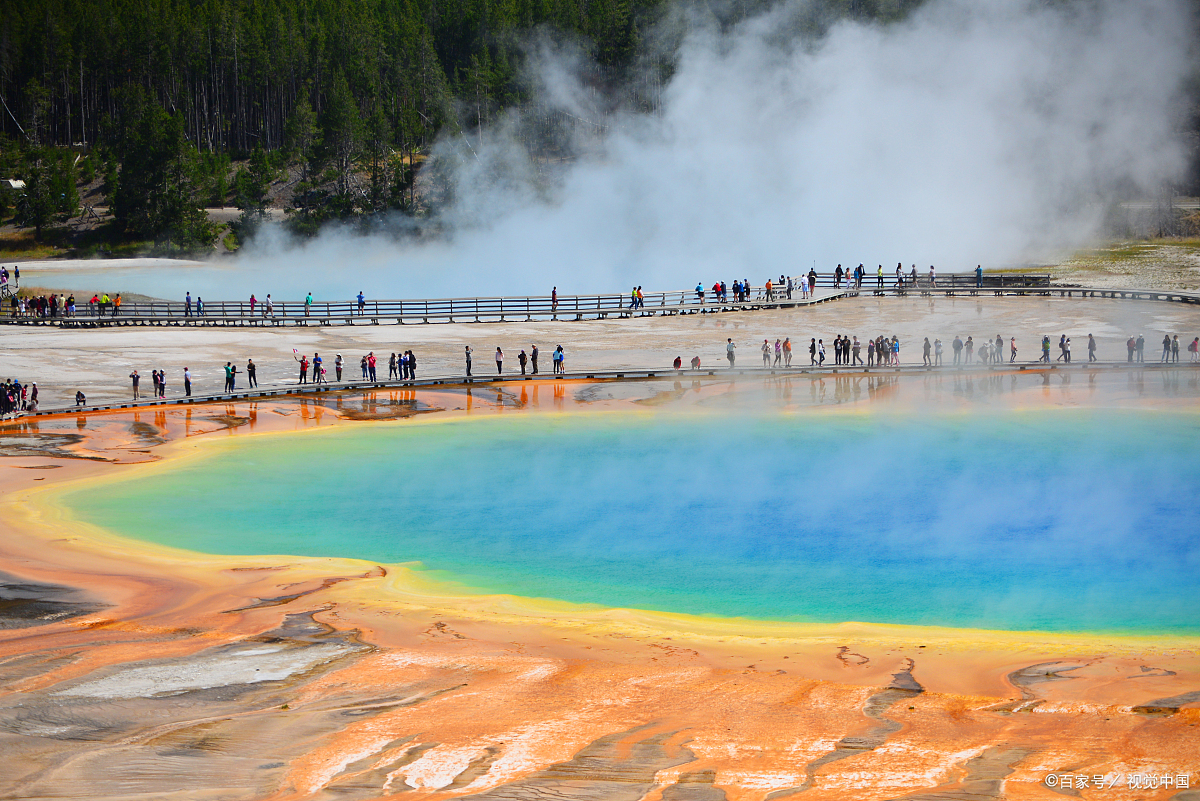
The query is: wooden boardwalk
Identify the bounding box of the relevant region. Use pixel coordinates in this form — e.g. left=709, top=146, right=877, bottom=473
left=0, top=273, right=1089, bottom=329
left=24, top=360, right=1199, bottom=418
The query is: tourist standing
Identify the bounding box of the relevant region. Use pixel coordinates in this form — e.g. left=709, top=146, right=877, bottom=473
left=727, top=338, right=736, bottom=367
left=249, top=294, right=256, bottom=314
left=995, top=335, right=1003, bottom=365
left=465, top=346, right=473, bottom=376
left=130, top=369, right=141, bottom=399
left=774, top=339, right=782, bottom=367
left=357, top=291, right=366, bottom=314
left=185, top=292, right=192, bottom=317
left=246, top=358, right=256, bottom=388
left=367, top=352, right=377, bottom=381
left=335, top=354, right=343, bottom=381
left=408, top=351, right=417, bottom=379
left=551, top=287, right=558, bottom=312
left=389, top=353, right=398, bottom=379
left=952, top=336, right=963, bottom=365
left=531, top=344, right=539, bottom=374
left=1190, top=337, right=1199, bottom=361
left=299, top=356, right=309, bottom=384
left=761, top=340, right=771, bottom=367
left=934, top=338, right=943, bottom=365
left=556, top=345, right=565, bottom=372
left=184, top=367, right=192, bottom=396
left=496, top=347, right=504, bottom=374
left=1136, top=335, right=1145, bottom=362
left=784, top=337, right=792, bottom=367
left=305, top=293, right=313, bottom=317
left=1172, top=334, right=1180, bottom=362
left=1162, top=334, right=1172, bottom=362
left=519, top=349, right=528, bottom=375
left=922, top=338, right=931, bottom=366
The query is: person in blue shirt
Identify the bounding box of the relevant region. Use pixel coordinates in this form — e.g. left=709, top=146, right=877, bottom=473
left=357, top=291, right=366, bottom=314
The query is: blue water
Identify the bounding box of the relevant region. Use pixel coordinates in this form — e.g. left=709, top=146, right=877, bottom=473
left=61, top=411, right=1200, bottom=633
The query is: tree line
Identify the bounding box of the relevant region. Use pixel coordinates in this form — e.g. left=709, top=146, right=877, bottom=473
left=0, top=0, right=944, bottom=248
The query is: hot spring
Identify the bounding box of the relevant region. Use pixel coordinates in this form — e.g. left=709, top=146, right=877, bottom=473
left=59, top=409, right=1199, bottom=633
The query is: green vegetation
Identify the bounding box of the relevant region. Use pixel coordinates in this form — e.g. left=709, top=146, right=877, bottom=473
left=0, top=0, right=931, bottom=251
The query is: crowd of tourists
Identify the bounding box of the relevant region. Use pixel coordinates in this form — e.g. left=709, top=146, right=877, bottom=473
left=687, top=331, right=1200, bottom=372
left=0, top=379, right=37, bottom=416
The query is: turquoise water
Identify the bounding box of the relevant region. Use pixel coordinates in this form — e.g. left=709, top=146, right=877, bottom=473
left=62, top=411, right=1199, bottom=633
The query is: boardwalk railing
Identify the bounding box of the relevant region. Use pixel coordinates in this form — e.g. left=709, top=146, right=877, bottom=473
left=1, top=273, right=1057, bottom=327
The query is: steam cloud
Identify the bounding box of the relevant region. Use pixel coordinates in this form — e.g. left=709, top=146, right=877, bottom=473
left=151, top=0, right=1200, bottom=299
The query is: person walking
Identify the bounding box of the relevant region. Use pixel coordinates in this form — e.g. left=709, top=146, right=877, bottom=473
left=196, top=296, right=204, bottom=316
left=531, top=344, right=539, bottom=375
left=265, top=294, right=274, bottom=316
left=922, top=337, right=931, bottom=366
left=1057, top=335, right=1068, bottom=362
left=809, top=338, right=817, bottom=366
left=183, top=367, right=192, bottom=397
left=465, top=346, right=473, bottom=376
left=130, top=369, right=141, bottom=399
left=313, top=353, right=323, bottom=383
left=1011, top=337, right=1018, bottom=363
left=519, top=349, right=528, bottom=375
left=783, top=337, right=792, bottom=367
left=852, top=336, right=862, bottom=366
left=496, top=347, right=504, bottom=374
left=817, top=339, right=826, bottom=366
left=249, top=294, right=257, bottom=314
left=1189, top=337, right=1199, bottom=362
left=727, top=338, right=736, bottom=367
left=1087, top=334, right=1096, bottom=362
left=185, top=292, right=192, bottom=317
left=247, top=359, right=257, bottom=388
